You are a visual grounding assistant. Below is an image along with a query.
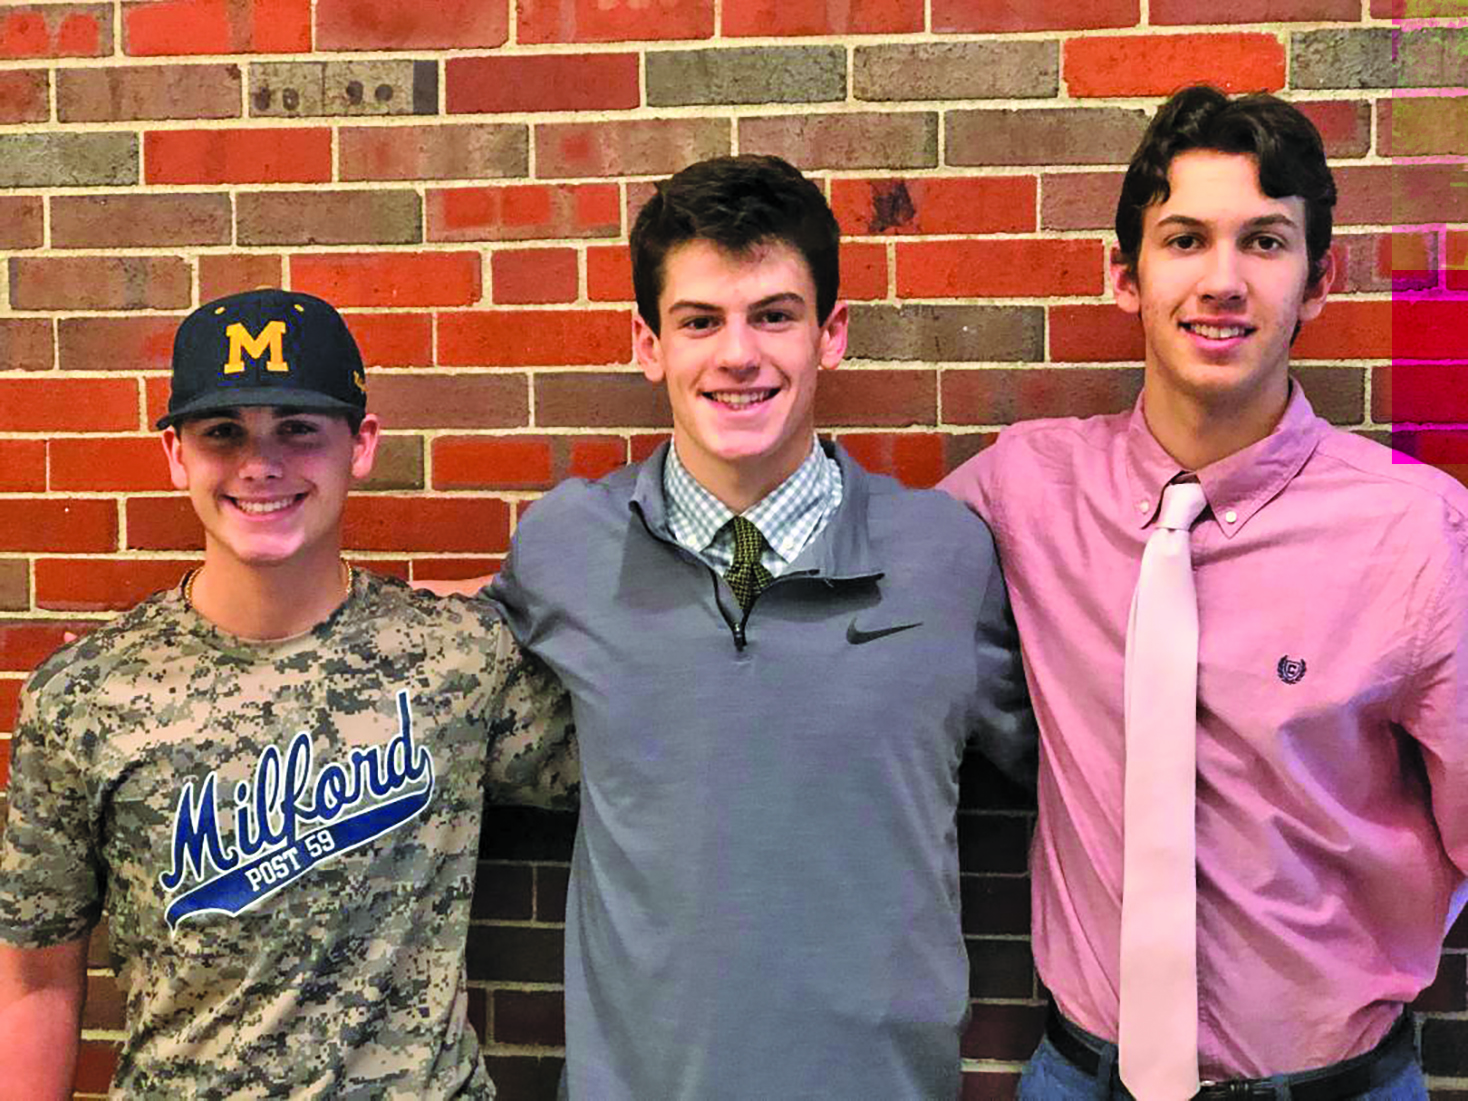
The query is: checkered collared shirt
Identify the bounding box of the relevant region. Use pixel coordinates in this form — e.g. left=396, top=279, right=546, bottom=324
left=663, top=437, right=843, bottom=577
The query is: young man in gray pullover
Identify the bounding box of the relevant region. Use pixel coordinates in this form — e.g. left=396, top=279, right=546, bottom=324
left=481, top=155, right=1035, bottom=1097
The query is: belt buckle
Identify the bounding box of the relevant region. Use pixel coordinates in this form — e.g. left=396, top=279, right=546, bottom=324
left=1197, top=1081, right=1257, bottom=1098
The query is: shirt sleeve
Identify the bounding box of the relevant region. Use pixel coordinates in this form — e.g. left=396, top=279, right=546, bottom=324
left=967, top=516, right=1039, bottom=790
left=481, top=619, right=579, bottom=812
left=0, top=677, right=104, bottom=948
left=1400, top=513, right=1468, bottom=881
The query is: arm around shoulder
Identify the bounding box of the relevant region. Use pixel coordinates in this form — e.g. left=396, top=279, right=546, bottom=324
left=0, top=936, right=87, bottom=1101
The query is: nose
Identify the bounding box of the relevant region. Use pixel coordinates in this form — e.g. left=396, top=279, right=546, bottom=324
left=714, top=317, right=759, bottom=376
left=237, top=435, right=284, bottom=480
left=1198, top=242, right=1246, bottom=303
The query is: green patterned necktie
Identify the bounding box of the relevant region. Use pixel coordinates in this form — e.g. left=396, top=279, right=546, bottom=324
left=724, top=515, right=773, bottom=613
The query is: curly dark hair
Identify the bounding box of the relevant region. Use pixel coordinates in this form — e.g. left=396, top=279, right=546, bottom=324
left=630, top=154, right=840, bottom=335
left=1115, top=85, right=1336, bottom=287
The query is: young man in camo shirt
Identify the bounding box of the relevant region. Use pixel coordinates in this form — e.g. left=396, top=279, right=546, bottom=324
left=0, top=289, right=576, bottom=1099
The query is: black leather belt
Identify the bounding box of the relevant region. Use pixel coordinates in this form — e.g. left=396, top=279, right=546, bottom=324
left=1044, top=1005, right=1416, bottom=1101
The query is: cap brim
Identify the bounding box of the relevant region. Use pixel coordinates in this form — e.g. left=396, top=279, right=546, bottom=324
left=155, top=388, right=363, bottom=430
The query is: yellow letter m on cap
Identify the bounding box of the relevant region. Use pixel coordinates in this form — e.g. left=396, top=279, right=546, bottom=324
left=223, top=321, right=290, bottom=375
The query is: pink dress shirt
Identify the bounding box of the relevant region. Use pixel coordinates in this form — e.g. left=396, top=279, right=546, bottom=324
left=940, top=385, right=1468, bottom=1079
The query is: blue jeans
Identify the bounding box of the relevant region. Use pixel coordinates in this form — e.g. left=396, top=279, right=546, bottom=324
left=1017, top=1034, right=1428, bottom=1100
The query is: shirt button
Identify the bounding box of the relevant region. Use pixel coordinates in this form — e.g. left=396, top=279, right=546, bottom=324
left=1224, top=509, right=1238, bottom=523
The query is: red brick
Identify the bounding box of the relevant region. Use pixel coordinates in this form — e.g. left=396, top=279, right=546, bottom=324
left=199, top=253, right=283, bottom=300
left=59, top=316, right=179, bottom=373
left=1297, top=100, right=1373, bottom=159
left=0, top=378, right=139, bottom=432
left=1041, top=171, right=1124, bottom=231
left=934, top=0, right=1135, bottom=31
left=740, top=113, right=935, bottom=171
left=145, top=127, right=330, bottom=184
left=0, top=442, right=46, bottom=492
left=962, top=1070, right=1022, bottom=1099
left=238, top=190, right=423, bottom=246
left=1392, top=300, right=1468, bottom=361
left=434, top=436, right=554, bottom=489
left=492, top=249, right=578, bottom=305
left=0, top=196, right=42, bottom=250
left=2, top=623, right=83, bottom=671
left=831, top=177, right=1036, bottom=236
left=123, top=0, right=310, bottom=55
left=897, top=240, right=1103, bottom=298
left=52, top=193, right=232, bottom=248
left=1333, top=164, right=1468, bottom=226
left=945, top=367, right=1141, bottom=423
left=0, top=70, right=48, bottom=122
left=517, top=0, right=712, bottom=43
left=339, top=124, right=527, bottom=183
left=50, top=437, right=172, bottom=491
left=1050, top=304, right=1145, bottom=362
left=144, top=379, right=171, bottom=431
left=537, top=374, right=670, bottom=428
left=428, top=184, right=620, bottom=243
left=317, top=0, right=505, bottom=48
left=1, top=5, right=111, bottom=58
left=1379, top=96, right=1468, bottom=157
left=816, top=370, right=936, bottom=427
left=344, top=498, right=510, bottom=552
left=1330, top=231, right=1435, bottom=294
left=1, top=694, right=16, bottom=746
left=961, top=1001, right=1046, bottom=1060
left=1374, top=363, right=1468, bottom=423
left=587, top=246, right=633, bottom=302
left=1292, top=300, right=1391, bottom=360
left=0, top=318, right=54, bottom=371
left=843, top=242, right=888, bottom=301
left=537, top=118, right=730, bottom=179
left=724, top=0, right=921, bottom=35
left=74, top=1040, right=121, bottom=1094
left=291, top=252, right=481, bottom=307
left=1064, top=34, right=1286, bottom=98
left=630, top=433, right=671, bottom=462
left=343, top=313, right=434, bottom=367
left=565, top=436, right=628, bottom=479
left=57, top=63, right=242, bottom=121
left=447, top=54, right=638, bottom=114
left=837, top=432, right=944, bottom=487
left=411, top=557, right=500, bottom=582
left=1153, top=0, right=1356, bottom=21
left=81, top=972, right=126, bottom=1031
left=0, top=501, right=118, bottom=554
left=126, top=496, right=200, bottom=550
left=440, top=310, right=630, bottom=366
left=1449, top=232, right=1467, bottom=292
left=368, top=374, right=531, bottom=429
left=36, top=558, right=194, bottom=612
left=11, top=257, right=190, bottom=311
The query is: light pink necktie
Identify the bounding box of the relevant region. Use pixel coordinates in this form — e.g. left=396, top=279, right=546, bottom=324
left=1119, top=480, right=1209, bottom=1101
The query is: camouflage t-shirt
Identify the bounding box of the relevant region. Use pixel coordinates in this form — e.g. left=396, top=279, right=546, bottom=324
left=0, top=570, right=576, bottom=1100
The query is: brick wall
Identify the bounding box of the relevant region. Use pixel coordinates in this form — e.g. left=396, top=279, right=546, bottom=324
left=0, top=1, right=1464, bottom=1097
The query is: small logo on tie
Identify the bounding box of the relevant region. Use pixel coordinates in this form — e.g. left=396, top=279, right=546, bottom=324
left=846, top=619, right=922, bottom=645
left=1277, top=656, right=1307, bottom=684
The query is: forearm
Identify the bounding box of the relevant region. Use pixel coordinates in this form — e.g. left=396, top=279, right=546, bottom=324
left=0, top=938, right=88, bottom=1101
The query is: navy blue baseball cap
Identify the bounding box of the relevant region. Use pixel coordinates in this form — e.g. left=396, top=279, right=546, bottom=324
left=156, top=288, right=367, bottom=429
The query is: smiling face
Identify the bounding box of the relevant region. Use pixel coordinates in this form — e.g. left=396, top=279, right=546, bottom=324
left=634, top=238, right=848, bottom=510
left=162, top=406, right=378, bottom=573
left=1113, top=149, right=1333, bottom=449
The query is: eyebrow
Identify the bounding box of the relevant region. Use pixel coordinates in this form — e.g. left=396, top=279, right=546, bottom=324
left=666, top=291, right=807, bottom=314
left=1154, top=213, right=1302, bottom=233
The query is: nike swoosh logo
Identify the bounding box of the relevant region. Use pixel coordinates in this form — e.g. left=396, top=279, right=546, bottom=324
left=846, top=619, right=923, bottom=645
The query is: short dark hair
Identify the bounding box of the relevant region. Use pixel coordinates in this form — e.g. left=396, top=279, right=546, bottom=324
left=630, top=154, right=840, bottom=335
left=1115, top=86, right=1336, bottom=287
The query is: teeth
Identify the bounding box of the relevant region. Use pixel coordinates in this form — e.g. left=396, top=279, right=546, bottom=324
left=233, top=497, right=295, bottom=515
left=709, top=389, right=774, bottom=407
left=1187, top=323, right=1249, bottom=340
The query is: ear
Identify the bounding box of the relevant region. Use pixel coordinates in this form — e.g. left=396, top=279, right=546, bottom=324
left=1297, top=248, right=1335, bottom=325
left=350, top=414, right=381, bottom=481
left=818, top=300, right=849, bottom=370
left=633, top=313, right=665, bottom=384
left=161, top=427, right=189, bottom=491
left=1110, top=245, right=1142, bottom=316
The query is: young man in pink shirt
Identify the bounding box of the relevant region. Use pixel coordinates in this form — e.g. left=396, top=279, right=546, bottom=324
left=942, top=85, right=1466, bottom=1100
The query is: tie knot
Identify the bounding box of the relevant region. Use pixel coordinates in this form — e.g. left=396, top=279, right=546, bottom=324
left=1157, top=481, right=1208, bottom=531
left=727, top=515, right=767, bottom=566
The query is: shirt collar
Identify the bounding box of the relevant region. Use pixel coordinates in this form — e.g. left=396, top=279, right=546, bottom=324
left=1124, top=380, right=1326, bottom=538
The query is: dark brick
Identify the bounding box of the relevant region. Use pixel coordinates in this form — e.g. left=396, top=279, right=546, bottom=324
left=854, top=41, right=1058, bottom=100
left=493, top=989, right=565, bottom=1046
left=1291, top=366, right=1365, bottom=425
left=367, top=374, right=529, bottom=430
left=358, top=435, right=423, bottom=491
left=647, top=46, right=845, bottom=106
left=1, top=4, right=113, bottom=58
left=0, top=69, right=49, bottom=123
left=943, top=432, right=996, bottom=474
left=848, top=305, right=1043, bottom=362
left=57, top=64, right=241, bottom=121
left=481, top=1057, right=565, bottom=1100
left=0, top=561, right=27, bottom=611
left=968, top=937, right=1035, bottom=999
left=537, top=864, right=570, bottom=922
left=944, top=367, right=1142, bottom=425
left=237, top=190, right=422, bottom=245
left=479, top=805, right=577, bottom=861
left=958, top=814, right=1031, bottom=874
left=1041, top=171, right=1124, bottom=230
left=466, top=925, right=563, bottom=983
left=471, top=861, right=533, bottom=921
left=0, top=197, right=44, bottom=249
left=536, top=118, right=730, bottom=178
left=1292, top=28, right=1468, bottom=89
left=1422, top=1016, right=1468, bottom=1076
left=740, top=112, right=937, bottom=170
left=51, top=193, right=231, bottom=248
left=960, top=750, right=1035, bottom=812
left=341, top=123, right=527, bottom=182
left=1412, top=953, right=1466, bottom=1013
left=0, top=133, right=137, bottom=187
left=949, top=108, right=1148, bottom=167
left=960, top=875, right=1030, bottom=937
left=1333, top=165, right=1468, bottom=226
left=1379, top=96, right=1468, bottom=157
left=10, top=257, right=190, bottom=311
left=814, top=369, right=936, bottom=427
left=962, top=1000, right=1046, bottom=1061
left=536, top=373, right=671, bottom=428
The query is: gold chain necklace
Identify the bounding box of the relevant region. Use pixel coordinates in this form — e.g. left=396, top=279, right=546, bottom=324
left=184, top=560, right=355, bottom=610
